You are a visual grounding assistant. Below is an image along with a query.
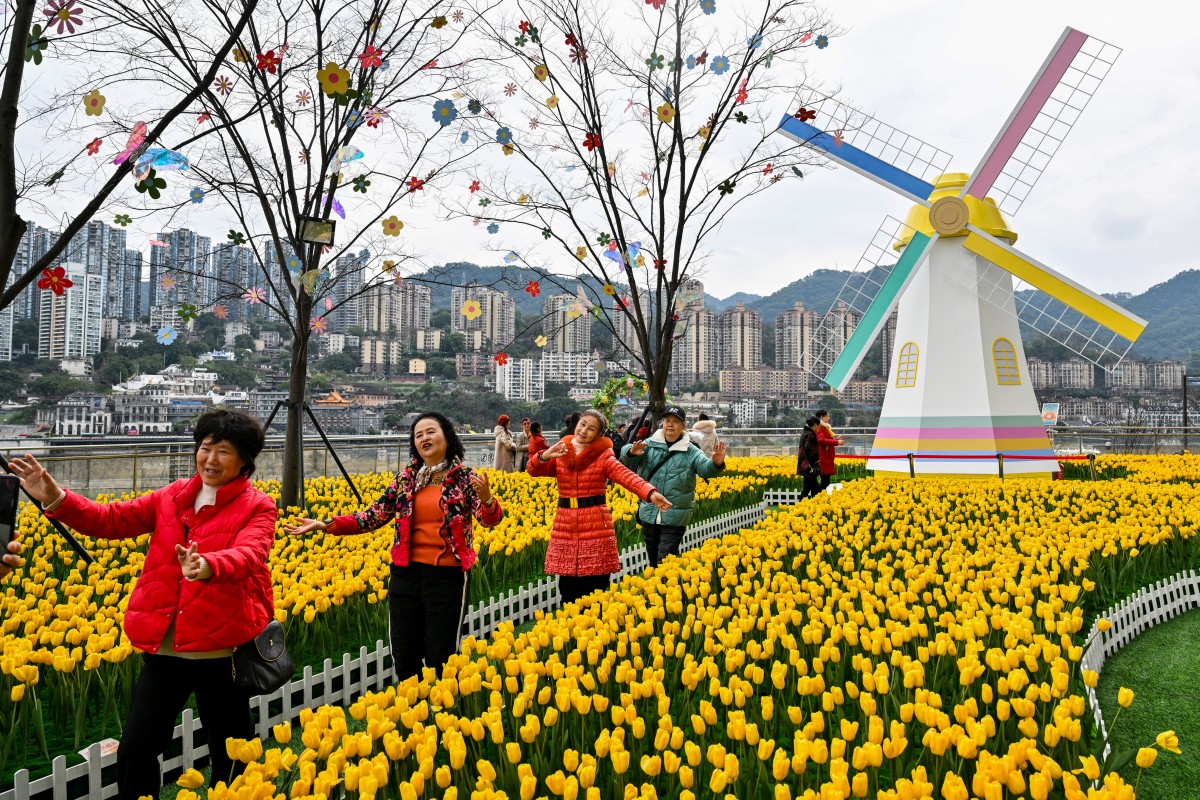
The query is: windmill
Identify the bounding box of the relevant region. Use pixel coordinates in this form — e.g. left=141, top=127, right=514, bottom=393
left=776, top=27, right=1145, bottom=477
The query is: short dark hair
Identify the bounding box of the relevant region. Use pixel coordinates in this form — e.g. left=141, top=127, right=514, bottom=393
left=530, top=421, right=542, bottom=434
left=193, top=409, right=266, bottom=476
left=815, top=409, right=829, bottom=419
left=564, top=412, right=581, bottom=429
left=409, top=412, right=465, bottom=462
left=698, top=413, right=710, bottom=421
left=805, top=416, right=820, bottom=428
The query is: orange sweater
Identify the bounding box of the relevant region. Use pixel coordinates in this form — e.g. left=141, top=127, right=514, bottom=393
left=408, top=486, right=458, bottom=567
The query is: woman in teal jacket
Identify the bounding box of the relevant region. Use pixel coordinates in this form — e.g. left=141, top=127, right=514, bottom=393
left=620, top=404, right=726, bottom=567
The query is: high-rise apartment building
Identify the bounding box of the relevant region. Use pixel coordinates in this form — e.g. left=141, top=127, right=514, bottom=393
left=450, top=282, right=515, bottom=351
left=496, top=357, right=545, bottom=402
left=210, top=245, right=256, bottom=321
left=149, top=228, right=211, bottom=308
left=670, top=306, right=720, bottom=389
left=612, top=293, right=650, bottom=362
left=360, top=280, right=431, bottom=345
left=38, top=262, right=104, bottom=361
left=542, top=292, right=592, bottom=353
left=719, top=301, right=761, bottom=370
left=775, top=302, right=818, bottom=373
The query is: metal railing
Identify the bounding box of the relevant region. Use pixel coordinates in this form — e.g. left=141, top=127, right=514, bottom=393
left=4, top=425, right=1198, bottom=498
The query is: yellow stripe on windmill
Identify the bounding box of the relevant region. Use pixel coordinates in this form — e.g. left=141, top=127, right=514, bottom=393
left=775, top=27, right=1146, bottom=478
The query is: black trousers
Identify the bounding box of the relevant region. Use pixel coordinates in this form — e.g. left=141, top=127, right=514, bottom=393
left=801, top=472, right=821, bottom=499
left=558, top=574, right=611, bottom=605
left=640, top=522, right=686, bottom=568
left=389, top=563, right=469, bottom=682
left=818, top=474, right=832, bottom=493
left=118, top=653, right=252, bottom=799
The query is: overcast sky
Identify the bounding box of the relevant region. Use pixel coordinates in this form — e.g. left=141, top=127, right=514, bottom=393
left=679, top=0, right=1200, bottom=299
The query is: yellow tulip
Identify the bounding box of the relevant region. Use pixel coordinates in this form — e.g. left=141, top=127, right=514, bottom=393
left=1118, top=687, right=1135, bottom=708
left=176, top=768, right=204, bottom=789
left=1136, top=747, right=1157, bottom=769
left=1156, top=730, right=1182, bottom=754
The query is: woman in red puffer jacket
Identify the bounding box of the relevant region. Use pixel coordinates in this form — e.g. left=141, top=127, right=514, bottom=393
left=529, top=408, right=671, bottom=605
left=10, top=410, right=275, bottom=800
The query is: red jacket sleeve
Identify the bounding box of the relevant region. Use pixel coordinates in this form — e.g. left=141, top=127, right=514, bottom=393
left=464, top=468, right=504, bottom=528
left=527, top=451, right=558, bottom=477
left=47, top=486, right=164, bottom=540
left=817, top=426, right=838, bottom=453
left=203, top=493, right=277, bottom=584
left=603, top=453, right=656, bottom=501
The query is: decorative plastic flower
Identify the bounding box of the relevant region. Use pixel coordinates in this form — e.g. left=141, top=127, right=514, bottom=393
left=461, top=300, right=482, bottom=320
left=718, top=179, right=736, bottom=196
left=502, top=252, right=519, bottom=264
left=468, top=180, right=480, bottom=193
left=495, top=127, right=512, bottom=145
left=256, top=50, right=281, bottom=74
left=86, top=138, right=101, bottom=155
left=44, top=0, right=84, bottom=34
left=285, top=254, right=303, bottom=273
left=113, top=213, right=130, bottom=226
left=227, top=230, right=246, bottom=245
left=381, top=259, right=396, bottom=274
left=215, top=75, right=234, bottom=95
left=233, top=47, right=249, bottom=63
left=583, top=131, right=601, bottom=151
left=431, top=15, right=448, bottom=29
left=545, top=95, right=559, bottom=109
left=467, top=98, right=482, bottom=114
left=317, top=62, right=351, bottom=96
left=460, top=131, right=469, bottom=143
left=646, top=53, right=664, bottom=71
left=494, top=352, right=508, bottom=366
left=433, top=99, right=457, bottom=126
left=816, top=34, right=829, bottom=49
left=710, top=55, right=730, bottom=75
left=452, top=9, right=463, bottom=22
left=160, top=275, right=176, bottom=290
left=366, top=107, right=387, bottom=128
left=82, top=89, right=106, bottom=117
left=156, top=326, right=178, bottom=345
left=535, top=334, right=548, bottom=347
left=353, top=175, right=370, bottom=193
left=478, top=197, right=491, bottom=207
left=37, top=266, right=73, bottom=296
left=501, top=144, right=514, bottom=156
left=503, top=82, right=518, bottom=97
left=382, top=216, right=404, bottom=237
left=344, top=109, right=363, bottom=128
left=486, top=223, right=499, bottom=234
left=533, top=64, right=549, bottom=82
left=686, top=55, right=697, bottom=70
left=243, top=287, right=266, bottom=304
left=748, top=34, right=763, bottom=50
left=603, top=283, right=616, bottom=296
left=178, top=302, right=198, bottom=322
left=295, top=89, right=311, bottom=106
left=134, top=169, right=166, bottom=199
left=26, top=25, right=48, bottom=65
left=576, top=246, right=587, bottom=260
left=310, top=316, right=328, bottom=333
left=213, top=304, right=229, bottom=319
left=358, top=45, right=383, bottom=69
left=407, top=176, right=425, bottom=191
left=656, top=102, right=675, bottom=124
left=189, top=187, right=204, bottom=204
left=525, top=280, right=540, bottom=298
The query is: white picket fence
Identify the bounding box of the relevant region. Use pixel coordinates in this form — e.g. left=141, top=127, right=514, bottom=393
left=3, top=502, right=767, bottom=800
left=1080, top=569, right=1200, bottom=766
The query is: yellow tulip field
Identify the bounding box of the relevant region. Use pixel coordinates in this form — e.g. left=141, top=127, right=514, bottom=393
left=3, top=455, right=1198, bottom=797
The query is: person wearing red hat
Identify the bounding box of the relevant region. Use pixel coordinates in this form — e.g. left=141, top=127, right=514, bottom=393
left=493, top=414, right=517, bottom=472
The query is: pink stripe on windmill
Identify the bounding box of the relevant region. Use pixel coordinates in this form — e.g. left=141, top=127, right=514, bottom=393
left=776, top=27, right=1147, bottom=477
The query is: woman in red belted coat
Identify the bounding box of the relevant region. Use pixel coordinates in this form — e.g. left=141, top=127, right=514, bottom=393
left=528, top=408, right=672, bottom=605
left=814, top=408, right=845, bottom=494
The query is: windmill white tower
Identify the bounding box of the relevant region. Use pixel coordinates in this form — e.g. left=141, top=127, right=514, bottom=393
left=777, top=28, right=1146, bottom=477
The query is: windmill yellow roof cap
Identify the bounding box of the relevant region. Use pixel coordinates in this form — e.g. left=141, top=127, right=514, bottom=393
left=896, top=172, right=1017, bottom=249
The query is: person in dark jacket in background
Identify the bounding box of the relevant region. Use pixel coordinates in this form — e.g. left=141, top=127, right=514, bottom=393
left=608, top=422, right=627, bottom=460
left=621, top=404, right=726, bottom=567
left=798, top=416, right=822, bottom=499
left=560, top=411, right=582, bottom=440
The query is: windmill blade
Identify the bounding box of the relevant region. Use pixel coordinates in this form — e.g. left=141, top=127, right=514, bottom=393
left=776, top=94, right=952, bottom=204
left=939, top=227, right=1145, bottom=369
left=960, top=28, right=1120, bottom=215
left=961, top=227, right=1145, bottom=341
left=813, top=218, right=939, bottom=391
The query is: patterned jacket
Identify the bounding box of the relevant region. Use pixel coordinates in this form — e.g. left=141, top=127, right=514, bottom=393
left=327, top=458, right=503, bottom=570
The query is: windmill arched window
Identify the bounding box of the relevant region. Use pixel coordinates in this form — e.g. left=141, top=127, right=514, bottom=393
left=993, top=338, right=1021, bottom=385
left=895, top=342, right=919, bottom=388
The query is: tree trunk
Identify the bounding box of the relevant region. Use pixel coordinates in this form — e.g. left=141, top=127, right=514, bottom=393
left=279, top=297, right=312, bottom=509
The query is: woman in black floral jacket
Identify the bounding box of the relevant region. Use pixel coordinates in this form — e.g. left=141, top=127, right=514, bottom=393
left=286, top=412, right=503, bottom=681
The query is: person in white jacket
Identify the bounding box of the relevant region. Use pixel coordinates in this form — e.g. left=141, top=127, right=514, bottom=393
left=689, top=413, right=719, bottom=457
left=493, top=414, right=517, bottom=472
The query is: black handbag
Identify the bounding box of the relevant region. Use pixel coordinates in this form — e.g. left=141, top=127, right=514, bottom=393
left=232, top=620, right=293, bottom=695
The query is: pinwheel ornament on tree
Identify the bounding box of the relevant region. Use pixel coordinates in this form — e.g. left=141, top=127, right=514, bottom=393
left=775, top=28, right=1145, bottom=478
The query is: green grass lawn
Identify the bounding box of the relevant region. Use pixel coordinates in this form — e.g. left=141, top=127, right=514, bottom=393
left=1095, top=609, right=1200, bottom=799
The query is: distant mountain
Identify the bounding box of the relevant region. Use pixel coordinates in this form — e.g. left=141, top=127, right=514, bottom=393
left=706, top=292, right=763, bottom=313
left=1121, top=270, right=1200, bottom=360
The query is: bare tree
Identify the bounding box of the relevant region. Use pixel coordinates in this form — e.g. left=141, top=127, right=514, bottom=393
left=131, top=0, right=492, bottom=507
left=448, top=0, right=837, bottom=418
left=0, top=0, right=258, bottom=310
